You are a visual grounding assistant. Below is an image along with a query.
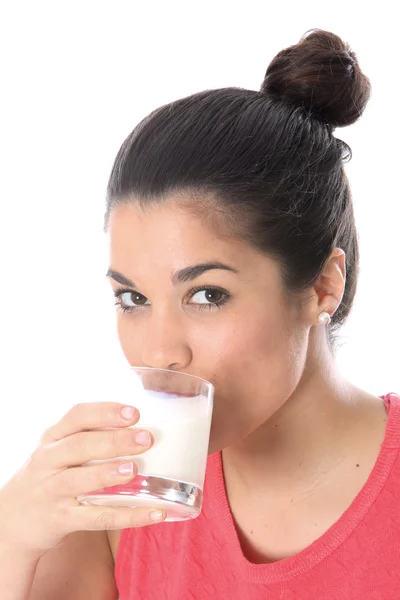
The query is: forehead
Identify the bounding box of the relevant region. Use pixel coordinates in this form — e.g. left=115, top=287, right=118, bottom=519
left=106, top=200, right=283, bottom=291
left=107, top=201, right=246, bottom=263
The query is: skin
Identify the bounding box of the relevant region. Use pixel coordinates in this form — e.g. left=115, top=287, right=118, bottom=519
left=105, top=199, right=388, bottom=562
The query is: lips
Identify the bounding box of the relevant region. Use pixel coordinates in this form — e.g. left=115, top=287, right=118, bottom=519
left=137, top=369, right=208, bottom=397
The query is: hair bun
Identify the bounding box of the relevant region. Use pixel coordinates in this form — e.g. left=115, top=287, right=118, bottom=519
left=260, top=29, right=372, bottom=129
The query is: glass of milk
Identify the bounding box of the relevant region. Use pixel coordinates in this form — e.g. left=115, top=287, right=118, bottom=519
left=77, top=367, right=214, bottom=521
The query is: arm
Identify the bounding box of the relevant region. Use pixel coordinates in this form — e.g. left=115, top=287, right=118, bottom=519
left=0, top=543, right=41, bottom=600
left=0, top=530, right=118, bottom=600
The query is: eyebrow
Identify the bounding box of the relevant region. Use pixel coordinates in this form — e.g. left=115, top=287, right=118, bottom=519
left=106, top=262, right=238, bottom=288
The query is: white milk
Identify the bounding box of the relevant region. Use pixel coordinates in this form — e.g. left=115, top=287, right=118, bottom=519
left=133, top=413, right=211, bottom=487
left=87, top=392, right=213, bottom=490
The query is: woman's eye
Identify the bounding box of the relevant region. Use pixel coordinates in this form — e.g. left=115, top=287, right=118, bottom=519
left=114, top=290, right=149, bottom=314
left=190, top=289, right=227, bottom=306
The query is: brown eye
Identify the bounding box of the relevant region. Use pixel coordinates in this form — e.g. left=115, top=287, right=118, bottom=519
left=204, top=290, right=224, bottom=303
left=190, top=287, right=229, bottom=307
left=113, top=289, right=150, bottom=314
left=130, top=292, right=148, bottom=306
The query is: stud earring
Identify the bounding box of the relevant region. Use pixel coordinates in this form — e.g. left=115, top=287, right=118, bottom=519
left=318, top=311, right=331, bottom=325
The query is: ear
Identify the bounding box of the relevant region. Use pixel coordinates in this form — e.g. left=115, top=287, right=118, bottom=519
left=314, top=248, right=346, bottom=317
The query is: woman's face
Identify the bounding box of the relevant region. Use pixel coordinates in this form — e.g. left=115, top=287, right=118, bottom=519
left=106, top=200, right=311, bottom=453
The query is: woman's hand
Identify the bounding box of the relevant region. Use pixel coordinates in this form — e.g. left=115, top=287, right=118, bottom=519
left=0, top=402, right=165, bottom=558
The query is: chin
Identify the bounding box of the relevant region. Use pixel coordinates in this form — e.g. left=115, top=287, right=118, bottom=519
left=207, top=438, right=223, bottom=456
left=207, top=424, right=245, bottom=456
left=207, top=425, right=229, bottom=455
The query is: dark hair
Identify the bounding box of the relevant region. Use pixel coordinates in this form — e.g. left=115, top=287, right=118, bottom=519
left=104, top=29, right=372, bottom=350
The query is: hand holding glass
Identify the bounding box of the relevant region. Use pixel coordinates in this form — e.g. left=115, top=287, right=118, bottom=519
left=77, top=367, right=214, bottom=522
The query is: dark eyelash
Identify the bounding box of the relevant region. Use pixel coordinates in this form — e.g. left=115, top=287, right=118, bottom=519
left=112, top=285, right=230, bottom=314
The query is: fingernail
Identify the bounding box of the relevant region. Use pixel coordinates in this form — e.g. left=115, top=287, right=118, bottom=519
left=121, top=406, right=136, bottom=421
left=149, top=510, right=165, bottom=522
left=117, top=462, right=134, bottom=475
left=135, top=430, right=152, bottom=446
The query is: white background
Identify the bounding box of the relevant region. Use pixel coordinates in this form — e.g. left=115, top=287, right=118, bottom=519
left=0, top=1, right=398, bottom=485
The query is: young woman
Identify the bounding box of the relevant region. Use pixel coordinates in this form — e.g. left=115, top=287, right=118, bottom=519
left=1, top=28, right=399, bottom=599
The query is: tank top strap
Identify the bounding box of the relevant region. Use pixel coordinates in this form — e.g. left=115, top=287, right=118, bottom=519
left=381, top=392, right=400, bottom=449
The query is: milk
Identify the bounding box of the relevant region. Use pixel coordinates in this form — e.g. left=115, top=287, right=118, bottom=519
left=133, top=416, right=211, bottom=487
left=87, top=392, right=213, bottom=490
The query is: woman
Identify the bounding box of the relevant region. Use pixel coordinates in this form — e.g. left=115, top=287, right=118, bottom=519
left=1, top=28, right=399, bottom=599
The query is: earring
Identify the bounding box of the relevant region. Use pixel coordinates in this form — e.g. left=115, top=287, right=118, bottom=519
left=318, top=311, right=331, bottom=325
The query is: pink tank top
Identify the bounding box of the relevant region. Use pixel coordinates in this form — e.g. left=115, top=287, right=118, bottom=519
left=115, top=392, right=400, bottom=598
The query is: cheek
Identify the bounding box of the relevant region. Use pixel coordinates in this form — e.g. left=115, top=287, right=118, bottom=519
left=116, top=317, right=143, bottom=364
left=114, top=308, right=307, bottom=453
left=207, top=312, right=307, bottom=452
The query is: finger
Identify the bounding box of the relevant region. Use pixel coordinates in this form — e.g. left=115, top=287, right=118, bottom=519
left=35, top=427, right=154, bottom=470
left=44, top=460, right=139, bottom=497
left=71, top=504, right=167, bottom=531
left=39, top=402, right=140, bottom=446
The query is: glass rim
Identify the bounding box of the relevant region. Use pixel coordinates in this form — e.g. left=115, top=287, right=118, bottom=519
left=128, top=365, right=214, bottom=390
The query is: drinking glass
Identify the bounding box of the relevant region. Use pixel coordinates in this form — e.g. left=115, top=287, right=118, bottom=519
left=77, top=367, right=214, bottom=521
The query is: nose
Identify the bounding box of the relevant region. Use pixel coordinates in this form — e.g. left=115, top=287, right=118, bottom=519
left=140, top=310, right=192, bottom=371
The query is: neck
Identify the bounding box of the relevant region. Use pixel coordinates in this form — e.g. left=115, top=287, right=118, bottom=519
left=222, top=345, right=385, bottom=496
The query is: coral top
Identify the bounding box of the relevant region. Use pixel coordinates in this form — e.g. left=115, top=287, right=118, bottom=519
left=115, top=392, right=400, bottom=599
